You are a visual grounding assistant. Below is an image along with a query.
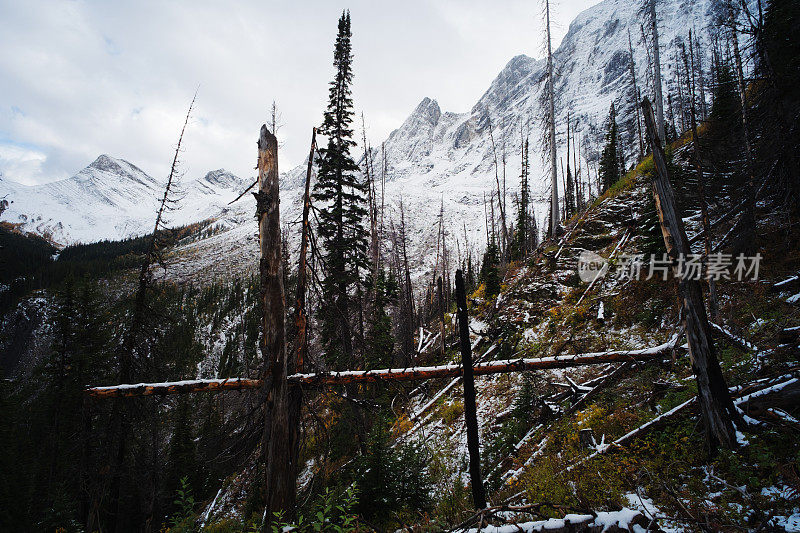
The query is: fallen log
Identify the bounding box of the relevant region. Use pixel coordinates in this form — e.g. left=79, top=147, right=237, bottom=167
left=86, top=378, right=262, bottom=399
left=291, top=335, right=679, bottom=386
left=86, top=336, right=680, bottom=398
left=561, top=377, right=800, bottom=474
left=456, top=507, right=653, bottom=533
left=735, top=377, right=800, bottom=417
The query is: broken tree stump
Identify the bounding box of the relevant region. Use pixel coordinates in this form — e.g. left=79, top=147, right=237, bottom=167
left=255, top=124, right=294, bottom=524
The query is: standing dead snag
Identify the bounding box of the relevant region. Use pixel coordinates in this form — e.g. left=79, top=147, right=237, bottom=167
left=544, top=0, right=560, bottom=236
left=683, top=34, right=719, bottom=319
left=455, top=269, right=487, bottom=510
left=288, top=127, right=316, bottom=507
left=641, top=97, right=738, bottom=451
left=255, top=125, right=294, bottom=523
left=105, top=94, right=196, bottom=532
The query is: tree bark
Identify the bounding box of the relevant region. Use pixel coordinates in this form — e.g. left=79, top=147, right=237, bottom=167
left=287, top=127, right=315, bottom=510
left=255, top=125, right=293, bottom=524
left=684, top=38, right=719, bottom=319
left=728, top=1, right=757, bottom=254
left=455, top=269, right=487, bottom=510
left=545, top=0, right=560, bottom=236
left=628, top=30, right=645, bottom=161
left=649, top=0, right=666, bottom=142
left=438, top=276, right=446, bottom=359
left=641, top=97, right=738, bottom=451
left=86, top=338, right=679, bottom=397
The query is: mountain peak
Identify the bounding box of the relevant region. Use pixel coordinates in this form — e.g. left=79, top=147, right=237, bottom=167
left=200, top=169, right=242, bottom=190
left=88, top=154, right=124, bottom=173
left=411, top=97, right=441, bottom=126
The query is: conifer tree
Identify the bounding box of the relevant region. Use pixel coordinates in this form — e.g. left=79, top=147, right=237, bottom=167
left=514, top=137, right=530, bottom=259
left=565, top=121, right=576, bottom=220
left=710, top=58, right=739, bottom=124
left=479, top=241, right=501, bottom=298
left=599, top=103, right=620, bottom=193
left=365, top=269, right=397, bottom=369
left=313, top=11, right=369, bottom=369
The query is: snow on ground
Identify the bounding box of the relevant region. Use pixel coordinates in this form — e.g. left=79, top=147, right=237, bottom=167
left=462, top=508, right=647, bottom=532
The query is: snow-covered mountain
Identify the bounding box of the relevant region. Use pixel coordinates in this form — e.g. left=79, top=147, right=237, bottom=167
left=358, top=0, right=728, bottom=277
left=168, top=0, right=725, bottom=284
left=3, top=0, right=724, bottom=278
left=0, top=155, right=248, bottom=244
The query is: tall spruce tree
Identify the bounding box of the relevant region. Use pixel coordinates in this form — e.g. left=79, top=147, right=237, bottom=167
left=479, top=241, right=501, bottom=299
left=513, top=137, right=530, bottom=259
left=365, top=269, right=397, bottom=369
left=314, top=11, right=370, bottom=369
left=710, top=58, right=739, bottom=124
left=599, top=103, right=620, bottom=193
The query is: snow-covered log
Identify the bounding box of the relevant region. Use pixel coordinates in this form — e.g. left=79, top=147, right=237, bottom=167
left=87, top=336, right=680, bottom=397
left=86, top=378, right=262, bottom=398
left=458, top=507, right=652, bottom=532
left=734, top=378, right=800, bottom=417
left=290, top=335, right=679, bottom=386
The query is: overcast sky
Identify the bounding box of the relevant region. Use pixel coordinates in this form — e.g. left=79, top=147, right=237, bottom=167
left=0, top=0, right=600, bottom=186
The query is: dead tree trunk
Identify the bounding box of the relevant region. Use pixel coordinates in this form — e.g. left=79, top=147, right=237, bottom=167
left=545, top=0, right=560, bottom=236
left=649, top=0, right=666, bottom=142
left=728, top=1, right=757, bottom=254
left=684, top=38, right=719, bottom=319
left=399, top=199, right=415, bottom=364
left=438, top=276, right=446, bottom=358
left=255, top=125, right=293, bottom=524
left=641, top=97, right=738, bottom=451
left=288, top=127, right=315, bottom=506
left=488, top=119, right=509, bottom=258
left=108, top=95, right=195, bottom=533
left=87, top=339, right=679, bottom=395
left=628, top=29, right=645, bottom=161
left=455, top=269, right=487, bottom=510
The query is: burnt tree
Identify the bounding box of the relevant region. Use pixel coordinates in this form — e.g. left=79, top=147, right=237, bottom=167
left=456, top=269, right=487, bottom=509
left=255, top=125, right=294, bottom=523
left=642, top=97, right=738, bottom=451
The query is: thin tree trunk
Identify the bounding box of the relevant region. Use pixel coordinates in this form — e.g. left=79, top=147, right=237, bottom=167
left=695, top=34, right=708, bottom=121
left=545, top=0, right=560, bottom=236
left=399, top=199, right=415, bottom=365
left=728, top=1, right=757, bottom=254
left=288, top=127, right=315, bottom=504
left=455, top=269, right=486, bottom=510
left=483, top=192, right=489, bottom=243
left=488, top=120, right=509, bottom=256
left=642, top=97, right=738, bottom=451
left=650, top=0, right=666, bottom=142
left=109, top=94, right=195, bottom=533
left=256, top=125, right=293, bottom=524
left=629, top=29, right=645, bottom=161
left=684, top=39, right=719, bottom=319
left=490, top=191, right=497, bottom=245
left=438, top=276, right=446, bottom=358
left=362, top=114, right=379, bottom=290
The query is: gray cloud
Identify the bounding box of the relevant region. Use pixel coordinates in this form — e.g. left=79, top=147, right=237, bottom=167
left=0, top=0, right=598, bottom=186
